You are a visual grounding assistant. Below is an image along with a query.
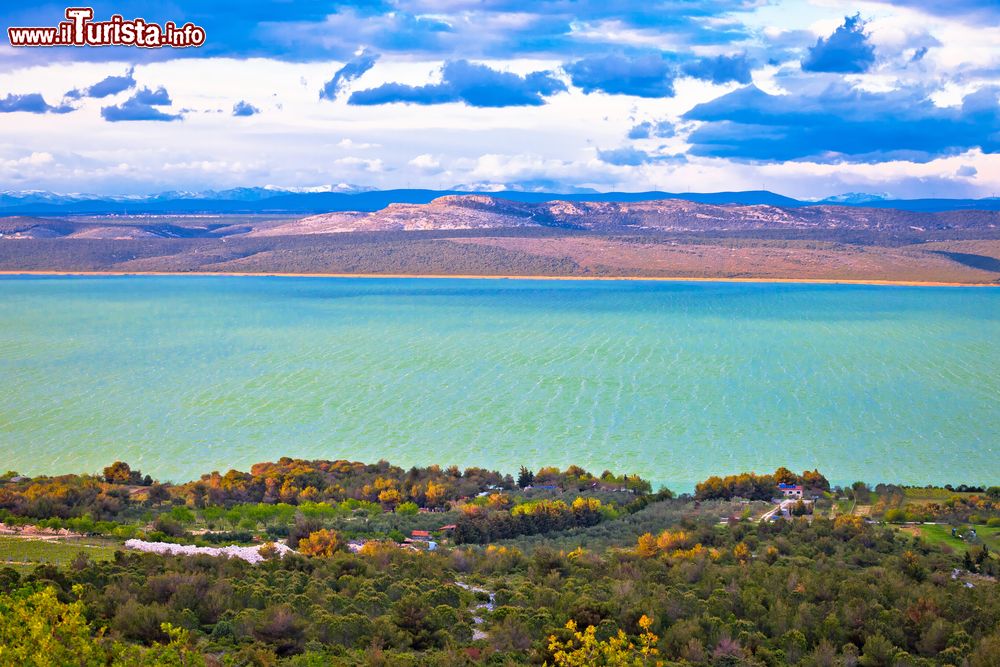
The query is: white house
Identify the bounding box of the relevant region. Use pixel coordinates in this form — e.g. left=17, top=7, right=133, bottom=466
left=778, top=483, right=804, bottom=498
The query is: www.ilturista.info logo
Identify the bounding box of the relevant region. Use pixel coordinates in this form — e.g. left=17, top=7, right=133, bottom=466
left=7, top=7, right=206, bottom=48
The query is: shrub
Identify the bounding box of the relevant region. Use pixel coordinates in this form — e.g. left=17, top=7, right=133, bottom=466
left=297, top=529, right=341, bottom=557
left=884, top=509, right=907, bottom=523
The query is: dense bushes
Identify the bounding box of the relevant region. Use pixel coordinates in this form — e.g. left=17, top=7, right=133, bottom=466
left=0, top=459, right=651, bottom=526
left=2, top=508, right=998, bottom=665
left=695, top=467, right=829, bottom=500
left=0, top=461, right=997, bottom=665
left=453, top=497, right=615, bottom=544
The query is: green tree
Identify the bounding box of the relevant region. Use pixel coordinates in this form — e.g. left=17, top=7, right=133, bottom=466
left=969, top=633, right=1000, bottom=667
left=396, top=501, right=419, bottom=516
left=859, top=634, right=896, bottom=667
left=0, top=586, right=107, bottom=666
left=111, top=623, right=206, bottom=666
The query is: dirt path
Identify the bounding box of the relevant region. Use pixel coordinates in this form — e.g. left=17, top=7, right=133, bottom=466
left=455, top=581, right=496, bottom=641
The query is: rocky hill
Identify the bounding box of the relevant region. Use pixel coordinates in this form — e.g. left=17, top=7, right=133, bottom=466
left=254, top=195, right=1000, bottom=237
left=3, top=196, right=998, bottom=240
left=2, top=197, right=999, bottom=283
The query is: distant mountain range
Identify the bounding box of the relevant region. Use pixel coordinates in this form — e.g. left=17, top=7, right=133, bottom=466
left=1, top=187, right=999, bottom=215
left=3, top=194, right=998, bottom=241
left=257, top=195, right=1000, bottom=237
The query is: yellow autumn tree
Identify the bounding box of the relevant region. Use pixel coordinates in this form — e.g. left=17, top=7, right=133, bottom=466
left=298, top=528, right=341, bottom=557
left=377, top=488, right=402, bottom=508
left=547, top=615, right=662, bottom=666
left=636, top=533, right=658, bottom=558
left=425, top=480, right=447, bottom=507
left=487, top=493, right=512, bottom=509
left=655, top=530, right=691, bottom=552
left=834, top=514, right=865, bottom=532
left=571, top=497, right=602, bottom=512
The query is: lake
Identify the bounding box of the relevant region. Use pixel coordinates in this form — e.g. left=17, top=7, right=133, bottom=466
left=0, top=275, right=996, bottom=490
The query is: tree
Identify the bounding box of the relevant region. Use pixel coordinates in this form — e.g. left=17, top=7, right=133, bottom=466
left=963, top=550, right=976, bottom=573
left=391, top=595, right=437, bottom=650
left=900, top=550, right=926, bottom=581
left=859, top=634, right=896, bottom=667
left=969, top=633, right=1000, bottom=667
left=763, top=545, right=779, bottom=565
left=884, top=508, right=906, bottom=522
left=517, top=466, right=535, bottom=488
left=378, top=488, right=402, bottom=509
left=111, top=623, right=206, bottom=666
left=773, top=467, right=796, bottom=484
left=104, top=461, right=139, bottom=485
left=547, top=616, right=659, bottom=666
left=425, top=481, right=447, bottom=507
left=254, top=605, right=305, bottom=656
left=396, top=501, right=419, bottom=515
left=635, top=533, right=658, bottom=558
left=258, top=543, right=281, bottom=560
left=298, top=529, right=341, bottom=557
left=0, top=586, right=107, bottom=666
left=145, top=483, right=170, bottom=506
left=286, top=515, right=323, bottom=548
left=800, top=469, right=830, bottom=491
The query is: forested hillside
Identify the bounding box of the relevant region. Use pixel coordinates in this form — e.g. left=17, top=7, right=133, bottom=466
left=0, top=461, right=997, bottom=665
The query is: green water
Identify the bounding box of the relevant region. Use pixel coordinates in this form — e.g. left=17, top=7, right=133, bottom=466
left=0, top=276, right=996, bottom=490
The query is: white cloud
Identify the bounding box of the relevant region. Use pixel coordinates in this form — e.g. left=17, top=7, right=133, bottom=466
left=0, top=0, right=998, bottom=199
left=337, top=138, right=380, bottom=149
left=334, top=156, right=385, bottom=172
left=408, top=153, right=442, bottom=171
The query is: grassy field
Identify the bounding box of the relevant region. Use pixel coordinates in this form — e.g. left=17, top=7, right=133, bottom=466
left=0, top=535, right=119, bottom=573
left=899, top=524, right=1000, bottom=554
left=901, top=488, right=979, bottom=505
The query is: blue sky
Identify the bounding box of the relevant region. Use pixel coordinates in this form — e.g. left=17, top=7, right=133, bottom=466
left=0, top=0, right=998, bottom=198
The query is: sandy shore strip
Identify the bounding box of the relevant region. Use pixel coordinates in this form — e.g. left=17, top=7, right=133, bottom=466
left=0, top=270, right=996, bottom=287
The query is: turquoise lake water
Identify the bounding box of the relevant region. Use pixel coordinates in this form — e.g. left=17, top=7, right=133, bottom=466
left=0, top=275, right=996, bottom=490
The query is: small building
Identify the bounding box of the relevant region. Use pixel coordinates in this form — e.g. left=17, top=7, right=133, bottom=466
left=778, top=483, right=804, bottom=499
left=438, top=524, right=457, bottom=532
left=411, top=530, right=431, bottom=541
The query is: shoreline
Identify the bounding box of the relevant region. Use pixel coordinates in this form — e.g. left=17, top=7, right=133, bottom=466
left=0, top=269, right=996, bottom=287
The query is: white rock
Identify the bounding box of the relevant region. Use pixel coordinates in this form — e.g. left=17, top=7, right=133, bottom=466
left=124, top=539, right=293, bottom=564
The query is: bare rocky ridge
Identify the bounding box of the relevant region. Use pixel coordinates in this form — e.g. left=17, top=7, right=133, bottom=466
left=255, top=196, right=1000, bottom=236
left=1, top=196, right=999, bottom=283
left=2, top=196, right=999, bottom=239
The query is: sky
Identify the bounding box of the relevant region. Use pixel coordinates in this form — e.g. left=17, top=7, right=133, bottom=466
left=0, top=0, right=999, bottom=198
